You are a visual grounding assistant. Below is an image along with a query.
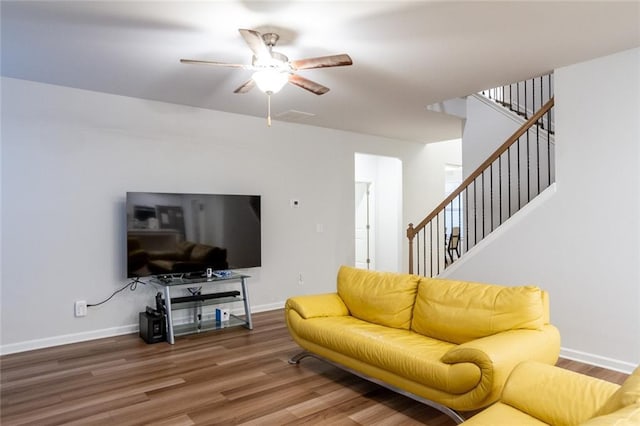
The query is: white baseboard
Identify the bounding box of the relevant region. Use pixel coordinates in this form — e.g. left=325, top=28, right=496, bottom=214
left=560, top=347, right=637, bottom=375
left=0, top=325, right=138, bottom=356
left=0, top=302, right=286, bottom=356
left=251, top=302, right=285, bottom=313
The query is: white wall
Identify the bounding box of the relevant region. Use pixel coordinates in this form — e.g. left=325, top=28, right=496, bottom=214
left=0, top=77, right=456, bottom=353
left=462, top=96, right=522, bottom=177
left=448, top=48, right=640, bottom=372
left=403, top=139, right=462, bottom=226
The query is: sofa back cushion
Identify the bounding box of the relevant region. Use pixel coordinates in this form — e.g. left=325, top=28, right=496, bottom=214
left=411, top=278, right=545, bottom=344
left=582, top=404, right=640, bottom=425
left=190, top=244, right=214, bottom=262
left=176, top=241, right=196, bottom=260
left=337, top=266, right=419, bottom=330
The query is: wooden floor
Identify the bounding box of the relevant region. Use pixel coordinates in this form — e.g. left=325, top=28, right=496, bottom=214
left=0, top=310, right=629, bottom=426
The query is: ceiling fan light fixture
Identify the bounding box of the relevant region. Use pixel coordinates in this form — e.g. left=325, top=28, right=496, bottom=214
left=181, top=28, right=351, bottom=99
left=252, top=69, right=289, bottom=94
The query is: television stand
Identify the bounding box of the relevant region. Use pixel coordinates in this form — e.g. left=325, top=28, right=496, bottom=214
left=149, top=272, right=252, bottom=344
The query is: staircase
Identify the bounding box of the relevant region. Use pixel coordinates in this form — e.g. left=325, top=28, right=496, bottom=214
left=408, top=73, right=555, bottom=277
left=480, top=73, right=554, bottom=134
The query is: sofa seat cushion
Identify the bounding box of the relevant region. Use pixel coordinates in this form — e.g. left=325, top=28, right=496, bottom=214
left=412, top=278, right=545, bottom=344
left=337, top=266, right=419, bottom=330
left=292, top=314, right=481, bottom=394
left=149, top=241, right=195, bottom=261
left=147, top=259, right=174, bottom=273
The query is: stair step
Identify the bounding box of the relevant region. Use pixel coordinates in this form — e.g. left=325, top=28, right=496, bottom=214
left=493, top=100, right=555, bottom=135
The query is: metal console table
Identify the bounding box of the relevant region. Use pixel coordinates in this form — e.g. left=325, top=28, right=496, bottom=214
left=149, top=273, right=252, bottom=344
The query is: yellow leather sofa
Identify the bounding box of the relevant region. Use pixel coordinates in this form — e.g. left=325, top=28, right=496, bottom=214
left=462, top=361, right=640, bottom=425
left=285, top=266, right=561, bottom=423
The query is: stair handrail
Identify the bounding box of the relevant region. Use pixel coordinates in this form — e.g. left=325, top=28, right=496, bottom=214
left=407, top=97, right=554, bottom=274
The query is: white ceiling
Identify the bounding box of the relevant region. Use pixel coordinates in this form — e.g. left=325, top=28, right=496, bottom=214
left=2, top=1, right=639, bottom=143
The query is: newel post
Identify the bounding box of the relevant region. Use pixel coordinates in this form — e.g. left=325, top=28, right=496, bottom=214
left=407, top=223, right=415, bottom=274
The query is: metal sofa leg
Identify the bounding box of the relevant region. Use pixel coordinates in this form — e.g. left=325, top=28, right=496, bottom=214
left=288, top=350, right=313, bottom=365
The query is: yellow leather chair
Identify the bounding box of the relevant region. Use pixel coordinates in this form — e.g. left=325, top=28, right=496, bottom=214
left=462, top=361, right=640, bottom=425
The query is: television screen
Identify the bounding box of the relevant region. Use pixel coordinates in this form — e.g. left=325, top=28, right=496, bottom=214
left=126, top=192, right=261, bottom=278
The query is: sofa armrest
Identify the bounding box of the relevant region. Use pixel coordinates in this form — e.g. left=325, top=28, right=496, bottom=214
left=285, top=293, right=349, bottom=319
left=441, top=325, right=561, bottom=403
left=442, top=325, right=560, bottom=367
left=499, top=361, right=620, bottom=426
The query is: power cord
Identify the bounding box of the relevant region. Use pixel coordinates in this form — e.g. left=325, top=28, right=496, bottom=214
left=87, top=278, right=145, bottom=308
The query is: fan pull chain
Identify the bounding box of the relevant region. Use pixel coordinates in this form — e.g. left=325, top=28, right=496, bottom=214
left=267, top=94, right=272, bottom=127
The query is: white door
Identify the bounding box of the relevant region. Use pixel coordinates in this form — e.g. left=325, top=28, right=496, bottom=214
left=355, top=181, right=374, bottom=270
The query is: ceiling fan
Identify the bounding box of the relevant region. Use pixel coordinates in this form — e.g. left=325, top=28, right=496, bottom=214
left=180, top=28, right=353, bottom=125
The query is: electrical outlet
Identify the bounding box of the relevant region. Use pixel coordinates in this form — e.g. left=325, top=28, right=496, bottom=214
left=298, top=273, right=304, bottom=286
left=75, top=300, right=87, bottom=317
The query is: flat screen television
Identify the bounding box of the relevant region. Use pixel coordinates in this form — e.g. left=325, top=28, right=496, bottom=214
left=126, top=192, right=261, bottom=278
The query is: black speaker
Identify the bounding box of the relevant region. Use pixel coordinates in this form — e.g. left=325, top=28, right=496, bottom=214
left=139, top=310, right=166, bottom=344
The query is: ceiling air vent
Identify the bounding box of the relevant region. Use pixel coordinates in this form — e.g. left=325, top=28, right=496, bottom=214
left=274, top=110, right=316, bottom=123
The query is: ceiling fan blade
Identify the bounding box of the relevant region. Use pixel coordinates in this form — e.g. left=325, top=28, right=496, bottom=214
left=234, top=79, right=256, bottom=94
left=180, top=59, right=249, bottom=69
left=288, top=74, right=330, bottom=95
left=238, top=29, right=271, bottom=60
left=291, top=54, right=353, bottom=70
